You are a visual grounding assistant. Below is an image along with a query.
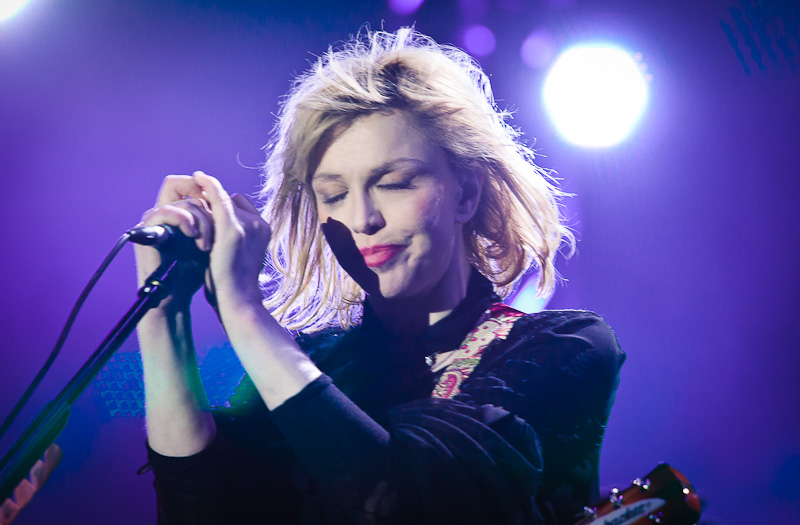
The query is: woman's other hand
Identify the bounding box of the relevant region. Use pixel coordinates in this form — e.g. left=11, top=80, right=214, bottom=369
left=0, top=444, right=62, bottom=525
left=191, top=171, right=271, bottom=310
left=134, top=174, right=215, bottom=312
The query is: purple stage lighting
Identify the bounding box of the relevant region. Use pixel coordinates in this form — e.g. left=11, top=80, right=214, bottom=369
left=520, top=29, right=557, bottom=70
left=510, top=281, right=551, bottom=314
left=388, top=0, right=425, bottom=16
left=462, top=24, right=496, bottom=57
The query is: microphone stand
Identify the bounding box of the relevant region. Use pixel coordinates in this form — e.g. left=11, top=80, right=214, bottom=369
left=0, top=255, right=205, bottom=501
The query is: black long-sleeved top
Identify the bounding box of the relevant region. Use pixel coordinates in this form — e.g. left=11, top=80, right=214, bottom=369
left=147, top=273, right=625, bottom=524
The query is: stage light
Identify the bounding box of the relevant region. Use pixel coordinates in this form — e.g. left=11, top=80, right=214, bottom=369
left=0, top=0, right=32, bottom=22
left=542, top=43, right=649, bottom=148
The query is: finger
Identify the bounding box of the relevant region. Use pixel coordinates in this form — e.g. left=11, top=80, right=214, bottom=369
left=29, top=460, right=45, bottom=490
left=33, top=444, right=62, bottom=489
left=192, top=171, right=236, bottom=231
left=156, top=175, right=206, bottom=206
left=13, top=479, right=34, bottom=509
left=231, top=193, right=259, bottom=214
left=43, top=444, right=62, bottom=469
left=231, top=194, right=271, bottom=240
left=183, top=198, right=215, bottom=251
left=173, top=198, right=217, bottom=252
left=142, top=205, right=200, bottom=239
left=0, top=497, right=20, bottom=524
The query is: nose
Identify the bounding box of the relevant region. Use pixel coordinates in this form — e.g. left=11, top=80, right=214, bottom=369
left=350, top=191, right=385, bottom=235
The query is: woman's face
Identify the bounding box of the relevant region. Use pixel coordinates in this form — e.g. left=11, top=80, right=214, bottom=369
left=311, top=111, right=472, bottom=303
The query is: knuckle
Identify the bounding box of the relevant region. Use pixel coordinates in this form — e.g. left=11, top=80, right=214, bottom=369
left=147, top=205, right=189, bottom=224
left=141, top=208, right=156, bottom=222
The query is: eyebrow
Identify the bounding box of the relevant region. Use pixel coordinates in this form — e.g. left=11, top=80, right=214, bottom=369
left=312, top=157, right=430, bottom=185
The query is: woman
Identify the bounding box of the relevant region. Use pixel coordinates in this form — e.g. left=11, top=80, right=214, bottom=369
left=135, top=28, right=624, bottom=524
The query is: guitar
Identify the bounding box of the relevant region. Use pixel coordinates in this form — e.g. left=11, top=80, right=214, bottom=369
left=575, top=463, right=701, bottom=525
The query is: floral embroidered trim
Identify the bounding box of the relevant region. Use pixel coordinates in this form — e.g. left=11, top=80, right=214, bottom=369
left=431, top=303, right=525, bottom=400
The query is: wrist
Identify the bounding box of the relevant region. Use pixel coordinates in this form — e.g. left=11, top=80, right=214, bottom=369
left=140, top=302, right=190, bottom=325
left=138, top=307, right=192, bottom=355
left=213, top=284, right=265, bottom=317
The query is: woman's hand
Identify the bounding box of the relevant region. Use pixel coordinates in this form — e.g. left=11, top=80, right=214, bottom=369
left=0, top=444, right=62, bottom=525
left=134, top=171, right=270, bottom=313
left=135, top=174, right=215, bottom=312
left=190, top=171, right=271, bottom=310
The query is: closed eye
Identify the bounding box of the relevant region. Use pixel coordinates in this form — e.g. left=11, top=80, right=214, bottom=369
left=322, top=192, right=347, bottom=205
left=376, top=177, right=417, bottom=191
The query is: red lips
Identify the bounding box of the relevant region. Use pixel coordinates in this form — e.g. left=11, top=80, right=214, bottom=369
left=359, top=244, right=404, bottom=268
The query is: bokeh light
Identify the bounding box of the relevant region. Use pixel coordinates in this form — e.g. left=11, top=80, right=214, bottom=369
left=542, top=43, right=649, bottom=148
left=388, top=0, right=425, bottom=16
left=462, top=24, right=496, bottom=57
left=520, top=29, right=557, bottom=69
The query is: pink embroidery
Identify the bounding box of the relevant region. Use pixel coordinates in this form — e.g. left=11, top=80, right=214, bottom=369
left=434, top=372, right=461, bottom=399
left=431, top=303, right=524, bottom=400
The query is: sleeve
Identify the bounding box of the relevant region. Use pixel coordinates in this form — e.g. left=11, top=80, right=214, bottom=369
left=268, top=376, right=545, bottom=524
left=146, top=407, right=303, bottom=524
left=454, top=310, right=625, bottom=524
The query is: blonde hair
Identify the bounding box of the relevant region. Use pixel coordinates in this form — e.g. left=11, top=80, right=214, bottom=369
left=259, top=27, right=573, bottom=332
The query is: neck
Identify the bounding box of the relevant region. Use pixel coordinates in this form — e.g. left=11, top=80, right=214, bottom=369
left=367, top=257, right=472, bottom=338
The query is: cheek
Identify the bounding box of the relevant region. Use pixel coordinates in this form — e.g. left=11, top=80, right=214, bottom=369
left=314, top=200, right=334, bottom=228
left=395, top=198, right=455, bottom=258
left=396, top=198, right=439, bottom=244
left=415, top=186, right=453, bottom=234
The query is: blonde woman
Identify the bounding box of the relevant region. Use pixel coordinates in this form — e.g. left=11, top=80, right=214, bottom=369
left=136, top=28, right=624, bottom=524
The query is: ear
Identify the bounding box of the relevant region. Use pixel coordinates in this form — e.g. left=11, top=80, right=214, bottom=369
left=454, top=168, right=484, bottom=223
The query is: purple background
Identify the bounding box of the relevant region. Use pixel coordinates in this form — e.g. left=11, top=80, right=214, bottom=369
left=1, top=0, right=798, bottom=523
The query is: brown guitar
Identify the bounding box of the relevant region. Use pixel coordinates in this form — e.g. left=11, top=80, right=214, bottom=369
left=574, top=463, right=701, bottom=524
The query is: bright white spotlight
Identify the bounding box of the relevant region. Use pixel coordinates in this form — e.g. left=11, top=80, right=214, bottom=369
left=543, top=43, right=649, bottom=148
left=0, top=0, right=33, bottom=22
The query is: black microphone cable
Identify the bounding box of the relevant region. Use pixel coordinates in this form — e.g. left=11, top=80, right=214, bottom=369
left=0, top=224, right=208, bottom=443
left=0, top=233, right=132, bottom=442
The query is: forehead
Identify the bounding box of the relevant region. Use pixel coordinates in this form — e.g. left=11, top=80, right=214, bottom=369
left=311, top=111, right=446, bottom=182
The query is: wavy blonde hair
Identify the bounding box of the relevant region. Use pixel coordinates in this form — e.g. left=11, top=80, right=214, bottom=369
left=259, top=27, right=573, bottom=332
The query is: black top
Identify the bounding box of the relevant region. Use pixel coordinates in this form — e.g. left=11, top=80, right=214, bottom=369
left=147, top=273, right=625, bottom=524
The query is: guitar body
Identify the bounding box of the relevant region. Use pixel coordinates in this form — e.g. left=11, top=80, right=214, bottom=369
left=575, top=464, right=701, bottom=525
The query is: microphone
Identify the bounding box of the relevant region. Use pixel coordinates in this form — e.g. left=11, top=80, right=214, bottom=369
left=127, top=225, right=208, bottom=263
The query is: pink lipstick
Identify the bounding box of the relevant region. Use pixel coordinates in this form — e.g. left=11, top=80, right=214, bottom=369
left=359, top=244, right=404, bottom=268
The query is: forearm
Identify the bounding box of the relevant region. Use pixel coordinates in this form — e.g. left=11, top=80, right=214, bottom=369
left=215, top=289, right=322, bottom=410
left=138, top=308, right=216, bottom=456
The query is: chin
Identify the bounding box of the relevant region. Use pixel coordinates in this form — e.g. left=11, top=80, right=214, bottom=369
left=371, top=276, right=413, bottom=300
left=371, top=265, right=435, bottom=302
